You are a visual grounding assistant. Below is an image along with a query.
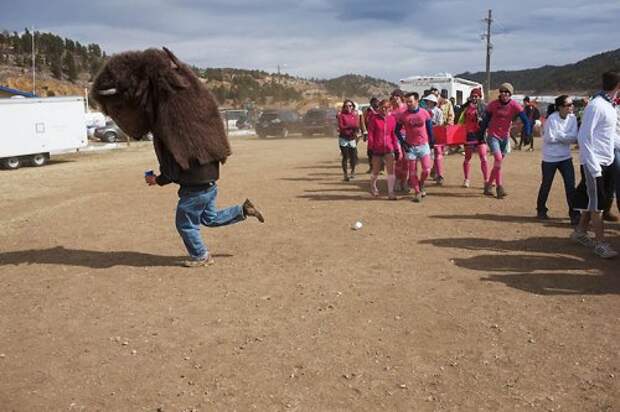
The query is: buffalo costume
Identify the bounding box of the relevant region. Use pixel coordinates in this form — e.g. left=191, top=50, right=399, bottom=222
left=92, top=47, right=263, bottom=267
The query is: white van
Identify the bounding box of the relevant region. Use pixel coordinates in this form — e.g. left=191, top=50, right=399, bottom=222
left=399, top=73, right=484, bottom=105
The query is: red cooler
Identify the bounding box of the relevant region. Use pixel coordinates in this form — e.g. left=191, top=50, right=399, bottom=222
left=432, top=125, right=466, bottom=146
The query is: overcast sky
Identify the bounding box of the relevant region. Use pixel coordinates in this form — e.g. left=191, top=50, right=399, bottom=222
left=2, top=0, right=619, bottom=82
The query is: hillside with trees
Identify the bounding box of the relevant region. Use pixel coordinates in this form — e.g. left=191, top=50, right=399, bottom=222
left=457, top=49, right=620, bottom=94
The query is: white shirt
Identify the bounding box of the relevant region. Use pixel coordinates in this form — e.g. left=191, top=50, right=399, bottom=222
left=577, top=95, right=617, bottom=177
left=615, top=105, right=620, bottom=151
left=542, top=112, right=578, bottom=163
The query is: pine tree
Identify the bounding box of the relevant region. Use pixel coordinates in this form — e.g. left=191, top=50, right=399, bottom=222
left=51, top=53, right=63, bottom=80
left=63, top=52, right=77, bottom=82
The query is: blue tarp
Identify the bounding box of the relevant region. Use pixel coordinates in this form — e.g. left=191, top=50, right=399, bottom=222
left=0, top=86, right=36, bottom=97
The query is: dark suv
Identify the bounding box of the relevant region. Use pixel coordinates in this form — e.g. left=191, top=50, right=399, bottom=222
left=255, top=110, right=301, bottom=138
left=301, top=108, right=338, bottom=136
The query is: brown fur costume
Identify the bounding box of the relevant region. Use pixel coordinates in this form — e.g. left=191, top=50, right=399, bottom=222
left=91, top=47, right=231, bottom=170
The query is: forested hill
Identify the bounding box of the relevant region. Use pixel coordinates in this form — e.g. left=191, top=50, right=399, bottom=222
left=457, top=49, right=620, bottom=94
left=0, top=28, right=396, bottom=107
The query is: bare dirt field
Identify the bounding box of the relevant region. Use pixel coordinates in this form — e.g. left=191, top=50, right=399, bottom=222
left=1, top=136, right=618, bottom=411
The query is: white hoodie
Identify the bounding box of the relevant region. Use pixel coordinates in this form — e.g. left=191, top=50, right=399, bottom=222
left=577, top=95, right=617, bottom=177
left=542, top=112, right=578, bottom=163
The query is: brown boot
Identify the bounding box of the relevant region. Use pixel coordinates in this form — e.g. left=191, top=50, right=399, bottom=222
left=243, top=199, right=264, bottom=223
left=496, top=185, right=507, bottom=199
left=603, top=210, right=619, bottom=222
left=483, top=183, right=494, bottom=196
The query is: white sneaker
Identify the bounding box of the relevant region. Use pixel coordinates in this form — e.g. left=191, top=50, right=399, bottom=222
left=463, top=179, right=470, bottom=188
left=593, top=242, right=618, bottom=259
left=570, top=231, right=595, bottom=248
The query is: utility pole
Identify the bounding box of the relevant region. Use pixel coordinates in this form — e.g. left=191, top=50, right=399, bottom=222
left=484, top=9, right=492, bottom=101
left=31, top=27, right=36, bottom=95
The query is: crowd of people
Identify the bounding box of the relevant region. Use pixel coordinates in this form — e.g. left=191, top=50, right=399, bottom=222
left=336, top=71, right=620, bottom=259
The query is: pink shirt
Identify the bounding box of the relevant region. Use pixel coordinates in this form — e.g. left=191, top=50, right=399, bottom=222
left=337, top=111, right=359, bottom=140
left=463, top=104, right=481, bottom=134
left=397, top=108, right=431, bottom=146
left=367, top=113, right=398, bottom=154
left=486, top=99, right=523, bottom=139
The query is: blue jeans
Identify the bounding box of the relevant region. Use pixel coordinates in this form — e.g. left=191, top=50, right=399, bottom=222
left=175, top=184, right=245, bottom=259
left=536, top=158, right=578, bottom=220
left=486, top=136, right=509, bottom=156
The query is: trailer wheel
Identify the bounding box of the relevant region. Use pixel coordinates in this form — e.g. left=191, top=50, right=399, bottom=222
left=2, top=157, right=21, bottom=170
left=30, top=153, right=48, bottom=167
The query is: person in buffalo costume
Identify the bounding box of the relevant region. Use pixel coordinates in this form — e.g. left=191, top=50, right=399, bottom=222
left=92, top=47, right=264, bottom=268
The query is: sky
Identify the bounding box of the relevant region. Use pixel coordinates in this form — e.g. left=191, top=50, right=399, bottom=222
left=2, top=0, right=619, bottom=82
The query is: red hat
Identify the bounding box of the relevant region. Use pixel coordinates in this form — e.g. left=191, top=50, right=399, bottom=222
left=470, top=88, right=482, bottom=97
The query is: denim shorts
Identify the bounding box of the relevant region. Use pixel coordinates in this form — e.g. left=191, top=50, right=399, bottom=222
left=339, top=137, right=357, bottom=148
left=486, top=136, right=509, bottom=155
left=404, top=143, right=431, bottom=160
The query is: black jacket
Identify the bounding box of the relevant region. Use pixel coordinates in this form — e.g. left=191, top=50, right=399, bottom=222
left=154, top=138, right=219, bottom=188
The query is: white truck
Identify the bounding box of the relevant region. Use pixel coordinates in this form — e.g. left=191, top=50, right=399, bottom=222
left=399, top=73, right=484, bottom=106
left=0, top=96, right=88, bottom=169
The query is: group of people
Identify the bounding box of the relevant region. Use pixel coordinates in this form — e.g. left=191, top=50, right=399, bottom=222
left=336, top=71, right=620, bottom=259
left=336, top=82, right=531, bottom=202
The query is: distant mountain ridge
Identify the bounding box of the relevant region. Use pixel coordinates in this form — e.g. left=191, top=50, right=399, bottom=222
left=457, top=49, right=620, bottom=94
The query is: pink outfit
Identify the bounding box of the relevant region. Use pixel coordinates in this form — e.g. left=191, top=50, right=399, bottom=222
left=462, top=104, right=489, bottom=182
left=486, top=99, right=523, bottom=139
left=397, top=109, right=431, bottom=146
left=367, top=113, right=398, bottom=154
left=337, top=111, right=359, bottom=140
left=392, top=103, right=409, bottom=186
left=488, top=151, right=504, bottom=186
left=409, top=154, right=432, bottom=193
left=463, top=144, right=489, bottom=181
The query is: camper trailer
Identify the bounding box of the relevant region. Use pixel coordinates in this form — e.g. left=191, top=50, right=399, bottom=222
left=399, top=73, right=484, bottom=105
left=0, top=96, right=88, bottom=169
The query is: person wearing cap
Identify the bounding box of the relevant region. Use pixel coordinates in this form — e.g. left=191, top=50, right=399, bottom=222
left=458, top=87, right=489, bottom=188
left=571, top=72, right=620, bottom=258
left=390, top=89, right=409, bottom=192
left=519, top=96, right=540, bottom=151
left=479, top=82, right=531, bottom=199
left=423, top=94, right=444, bottom=125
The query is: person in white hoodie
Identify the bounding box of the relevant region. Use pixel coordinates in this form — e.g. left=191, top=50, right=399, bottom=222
left=571, top=72, right=620, bottom=259
left=536, top=95, right=579, bottom=224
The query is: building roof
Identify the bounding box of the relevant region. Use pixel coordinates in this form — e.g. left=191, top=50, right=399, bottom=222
left=0, top=86, right=37, bottom=97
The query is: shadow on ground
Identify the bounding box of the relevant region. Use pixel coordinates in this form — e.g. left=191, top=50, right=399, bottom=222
left=421, top=235, right=620, bottom=295
left=0, top=246, right=233, bottom=269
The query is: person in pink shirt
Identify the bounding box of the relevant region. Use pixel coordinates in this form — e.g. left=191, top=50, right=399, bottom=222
left=396, top=92, right=435, bottom=202
left=337, top=99, right=361, bottom=181
left=367, top=99, right=399, bottom=200
left=479, top=82, right=531, bottom=198
left=459, top=88, right=489, bottom=188
left=389, top=89, right=409, bottom=192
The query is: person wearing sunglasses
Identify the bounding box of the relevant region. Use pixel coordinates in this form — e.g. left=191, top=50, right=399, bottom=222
left=459, top=87, right=489, bottom=188
left=367, top=99, right=399, bottom=199
left=536, top=95, right=579, bottom=224
left=337, top=99, right=361, bottom=181
left=479, top=82, right=531, bottom=199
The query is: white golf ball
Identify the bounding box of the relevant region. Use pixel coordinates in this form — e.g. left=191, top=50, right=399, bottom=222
left=352, top=221, right=363, bottom=230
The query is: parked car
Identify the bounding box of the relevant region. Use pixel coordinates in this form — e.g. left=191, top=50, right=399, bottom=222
left=255, top=110, right=302, bottom=138
left=220, top=109, right=248, bottom=131
left=94, top=120, right=129, bottom=143
left=301, top=108, right=338, bottom=136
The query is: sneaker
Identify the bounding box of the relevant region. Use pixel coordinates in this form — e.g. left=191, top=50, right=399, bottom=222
left=463, top=179, right=470, bottom=188
left=593, top=241, right=618, bottom=259
left=536, top=211, right=549, bottom=220
left=420, top=184, right=427, bottom=197
left=570, top=230, right=595, bottom=248
left=343, top=175, right=350, bottom=182
left=483, top=183, right=494, bottom=196
left=183, top=255, right=215, bottom=268
left=436, top=176, right=444, bottom=186
left=527, top=147, right=534, bottom=152
left=350, top=172, right=356, bottom=179
left=412, top=192, right=422, bottom=203
left=496, top=185, right=507, bottom=199
left=243, top=199, right=265, bottom=223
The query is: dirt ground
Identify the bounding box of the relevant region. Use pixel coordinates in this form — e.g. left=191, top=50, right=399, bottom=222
left=1, top=136, right=618, bottom=411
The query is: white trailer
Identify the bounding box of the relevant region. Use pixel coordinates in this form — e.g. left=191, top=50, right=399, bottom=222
left=399, top=73, right=484, bottom=105
left=0, top=96, right=88, bottom=169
